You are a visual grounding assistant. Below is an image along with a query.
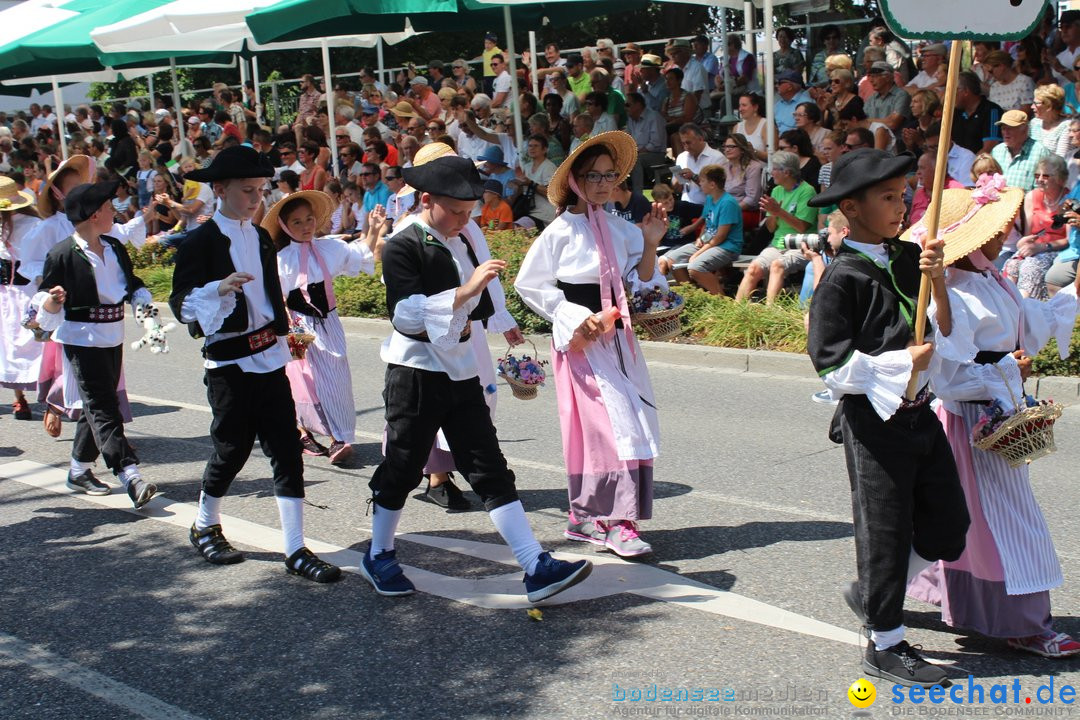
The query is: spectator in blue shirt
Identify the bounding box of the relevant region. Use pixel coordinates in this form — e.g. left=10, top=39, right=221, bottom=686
left=358, top=162, right=390, bottom=232
left=774, top=70, right=812, bottom=134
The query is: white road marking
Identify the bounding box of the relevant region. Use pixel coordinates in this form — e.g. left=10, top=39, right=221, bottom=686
left=0, top=631, right=207, bottom=720
left=1, top=459, right=862, bottom=648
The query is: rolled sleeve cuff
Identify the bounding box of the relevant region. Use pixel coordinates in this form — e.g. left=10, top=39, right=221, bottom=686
left=823, top=349, right=913, bottom=421
left=393, top=289, right=469, bottom=348
left=180, top=282, right=236, bottom=335
left=131, top=288, right=153, bottom=309
left=486, top=308, right=518, bottom=334
left=30, top=291, right=63, bottom=332
left=552, top=300, right=594, bottom=352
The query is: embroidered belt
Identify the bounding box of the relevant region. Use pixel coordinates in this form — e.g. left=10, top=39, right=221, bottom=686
left=203, top=323, right=279, bottom=361
left=67, top=303, right=125, bottom=323
left=897, top=385, right=932, bottom=411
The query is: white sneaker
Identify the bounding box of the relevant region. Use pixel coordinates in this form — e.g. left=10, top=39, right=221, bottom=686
left=811, top=389, right=838, bottom=405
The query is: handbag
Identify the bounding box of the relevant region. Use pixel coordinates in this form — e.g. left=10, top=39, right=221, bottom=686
left=511, top=181, right=536, bottom=220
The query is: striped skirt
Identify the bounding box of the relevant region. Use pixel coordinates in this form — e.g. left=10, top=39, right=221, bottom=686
left=285, top=310, right=355, bottom=443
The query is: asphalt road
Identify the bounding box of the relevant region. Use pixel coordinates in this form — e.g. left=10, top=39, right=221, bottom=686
left=1, top=319, right=1078, bottom=720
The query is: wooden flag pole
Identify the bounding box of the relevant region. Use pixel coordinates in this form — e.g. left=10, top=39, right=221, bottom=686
left=904, top=44, right=962, bottom=400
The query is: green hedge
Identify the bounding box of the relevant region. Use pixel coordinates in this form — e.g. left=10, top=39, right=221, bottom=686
left=134, top=229, right=1079, bottom=376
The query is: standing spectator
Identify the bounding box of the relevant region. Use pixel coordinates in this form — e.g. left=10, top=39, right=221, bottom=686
left=427, top=59, right=448, bottom=89
left=625, top=92, right=667, bottom=195
left=773, top=27, right=805, bottom=77
left=905, top=43, right=947, bottom=95
left=809, top=26, right=843, bottom=89
left=991, top=110, right=1050, bottom=191
left=951, top=71, right=1003, bottom=155
left=735, top=151, right=818, bottom=304
left=720, top=133, right=765, bottom=229
left=774, top=71, right=812, bottom=134
left=105, top=118, right=138, bottom=179
left=293, top=74, right=321, bottom=144
left=691, top=35, right=719, bottom=91
left=486, top=55, right=512, bottom=109
left=565, top=53, right=592, bottom=102
left=1029, top=84, right=1073, bottom=159
left=864, top=61, right=912, bottom=135
left=638, top=54, right=668, bottom=112
left=481, top=32, right=503, bottom=96
left=661, top=68, right=698, bottom=154
left=537, top=43, right=567, bottom=97
left=735, top=93, right=771, bottom=162
left=666, top=39, right=711, bottom=115
left=985, top=50, right=1036, bottom=111
left=673, top=123, right=724, bottom=217
left=1004, top=154, right=1071, bottom=299
left=449, top=59, right=478, bottom=95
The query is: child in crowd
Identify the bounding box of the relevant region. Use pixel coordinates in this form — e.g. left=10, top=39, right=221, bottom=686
left=479, top=179, right=514, bottom=230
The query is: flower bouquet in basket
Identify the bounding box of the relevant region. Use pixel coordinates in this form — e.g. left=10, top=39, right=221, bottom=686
left=628, top=286, right=685, bottom=342
left=972, top=394, right=1064, bottom=468
left=286, top=318, right=316, bottom=361
left=497, top=341, right=548, bottom=400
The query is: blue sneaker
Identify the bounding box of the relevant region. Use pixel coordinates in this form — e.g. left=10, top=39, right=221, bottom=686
left=524, top=552, right=593, bottom=603
left=360, top=546, right=415, bottom=596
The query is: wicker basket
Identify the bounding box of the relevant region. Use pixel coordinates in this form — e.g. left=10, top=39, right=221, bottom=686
left=498, top=340, right=545, bottom=401
left=287, top=332, right=316, bottom=361
left=972, top=367, right=1064, bottom=468
left=630, top=306, right=683, bottom=342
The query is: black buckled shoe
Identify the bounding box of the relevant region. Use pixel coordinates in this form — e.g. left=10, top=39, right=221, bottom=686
left=66, top=470, right=110, bottom=496
left=126, top=477, right=157, bottom=509
left=421, top=474, right=472, bottom=512
left=285, top=547, right=342, bottom=583
left=189, top=524, right=245, bottom=565
left=864, top=640, right=948, bottom=688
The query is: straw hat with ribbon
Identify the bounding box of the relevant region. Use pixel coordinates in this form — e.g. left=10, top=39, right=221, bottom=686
left=901, top=173, right=1024, bottom=266
left=0, top=175, right=37, bottom=213
left=396, top=141, right=457, bottom=198
left=547, top=130, right=637, bottom=208
left=260, top=190, right=335, bottom=250
left=38, top=154, right=93, bottom=218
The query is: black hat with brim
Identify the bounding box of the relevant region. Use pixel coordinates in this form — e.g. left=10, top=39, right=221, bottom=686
left=64, top=180, right=120, bottom=223
left=401, top=155, right=485, bottom=201
left=809, top=149, right=915, bottom=208
left=185, top=145, right=275, bottom=183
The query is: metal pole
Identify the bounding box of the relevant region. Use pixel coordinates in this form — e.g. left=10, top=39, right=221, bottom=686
left=252, top=55, right=262, bottom=123
left=528, top=30, right=538, bottom=98
left=147, top=73, right=155, bottom=112
left=503, top=6, right=523, bottom=160
left=271, top=80, right=279, bottom=128
left=321, top=38, right=340, bottom=178
left=170, top=57, right=183, bottom=133
left=744, top=0, right=755, bottom=55
left=376, top=37, right=385, bottom=87
left=763, top=0, right=775, bottom=168
left=239, top=55, right=249, bottom=94
left=51, top=77, right=68, bottom=160
left=720, top=9, right=735, bottom=121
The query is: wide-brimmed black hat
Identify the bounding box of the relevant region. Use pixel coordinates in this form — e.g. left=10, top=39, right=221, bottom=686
left=809, top=149, right=914, bottom=208
left=185, top=145, right=275, bottom=183
left=401, top=155, right=485, bottom=201
left=65, top=180, right=120, bottom=223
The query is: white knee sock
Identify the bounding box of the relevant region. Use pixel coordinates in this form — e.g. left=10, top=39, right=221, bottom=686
left=370, top=504, right=402, bottom=556
left=118, top=464, right=141, bottom=488
left=906, top=547, right=934, bottom=585
left=871, top=626, right=905, bottom=652
left=276, top=496, right=305, bottom=557
left=489, top=501, right=543, bottom=575
left=70, top=457, right=92, bottom=477
left=195, top=492, right=223, bottom=530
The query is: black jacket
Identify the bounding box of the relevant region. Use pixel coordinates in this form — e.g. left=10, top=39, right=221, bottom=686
left=39, top=234, right=144, bottom=313
left=382, top=223, right=493, bottom=341
left=169, top=219, right=289, bottom=339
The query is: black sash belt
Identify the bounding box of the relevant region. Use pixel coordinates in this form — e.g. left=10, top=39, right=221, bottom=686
left=203, top=322, right=278, bottom=361
left=556, top=280, right=624, bottom=329
left=974, top=350, right=1009, bottom=365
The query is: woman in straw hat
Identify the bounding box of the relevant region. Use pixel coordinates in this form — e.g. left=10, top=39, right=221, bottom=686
left=905, top=173, right=1080, bottom=658
left=391, top=141, right=524, bottom=511
left=21, top=155, right=151, bottom=437
left=264, top=190, right=376, bottom=466
left=0, top=176, right=42, bottom=421
left=515, top=131, right=670, bottom=558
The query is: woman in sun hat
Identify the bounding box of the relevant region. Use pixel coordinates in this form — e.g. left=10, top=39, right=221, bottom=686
left=0, top=176, right=42, bottom=421
left=263, top=190, right=376, bottom=466
left=515, top=131, right=670, bottom=558
left=905, top=173, right=1080, bottom=659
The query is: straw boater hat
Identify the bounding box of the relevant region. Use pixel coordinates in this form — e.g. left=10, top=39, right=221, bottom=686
left=261, top=190, right=335, bottom=249
left=0, top=175, right=37, bottom=213
left=38, top=154, right=93, bottom=218
left=546, top=130, right=637, bottom=207
left=900, top=176, right=1024, bottom=266
left=396, top=141, right=457, bottom=198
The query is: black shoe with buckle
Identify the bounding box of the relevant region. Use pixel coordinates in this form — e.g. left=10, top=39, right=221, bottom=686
left=285, top=547, right=342, bottom=583
left=421, top=474, right=472, bottom=512
left=301, top=433, right=329, bottom=457
left=864, top=640, right=948, bottom=688
left=126, top=477, right=157, bottom=509
left=66, top=470, right=110, bottom=496
left=189, top=524, right=245, bottom=565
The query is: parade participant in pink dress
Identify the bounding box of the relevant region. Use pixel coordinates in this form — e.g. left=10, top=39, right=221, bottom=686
left=0, top=177, right=41, bottom=420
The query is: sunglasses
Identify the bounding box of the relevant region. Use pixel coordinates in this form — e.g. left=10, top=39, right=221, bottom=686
left=281, top=151, right=295, bottom=155
left=385, top=175, right=400, bottom=181
left=843, top=142, right=865, bottom=149
left=359, top=171, right=379, bottom=177
left=830, top=79, right=842, bottom=84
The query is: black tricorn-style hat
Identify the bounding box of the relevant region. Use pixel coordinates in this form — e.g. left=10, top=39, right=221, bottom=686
left=185, top=144, right=275, bottom=183
left=809, top=148, right=915, bottom=208
left=401, top=155, right=485, bottom=201
left=64, top=180, right=120, bottom=223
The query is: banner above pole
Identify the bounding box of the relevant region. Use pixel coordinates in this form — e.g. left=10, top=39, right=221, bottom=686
left=881, top=0, right=1049, bottom=41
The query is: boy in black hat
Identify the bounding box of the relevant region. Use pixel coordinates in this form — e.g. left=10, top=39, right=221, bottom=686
left=32, top=180, right=157, bottom=508
left=807, top=149, right=969, bottom=687
left=366, top=154, right=592, bottom=602
left=169, top=146, right=340, bottom=583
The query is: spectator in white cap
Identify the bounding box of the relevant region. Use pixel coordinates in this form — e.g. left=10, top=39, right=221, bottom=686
left=406, top=75, right=441, bottom=121
left=905, top=43, right=947, bottom=95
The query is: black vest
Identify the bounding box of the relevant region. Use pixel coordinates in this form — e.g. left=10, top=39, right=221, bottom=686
left=168, top=219, right=289, bottom=339
left=39, top=234, right=144, bottom=312
left=382, top=223, right=494, bottom=342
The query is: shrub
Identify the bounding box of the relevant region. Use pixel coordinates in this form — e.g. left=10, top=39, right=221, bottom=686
left=1032, top=323, right=1080, bottom=377
left=129, top=243, right=176, bottom=269
left=333, top=267, right=387, bottom=318
left=485, top=228, right=552, bottom=335
left=140, top=266, right=175, bottom=302
left=681, top=289, right=808, bottom=353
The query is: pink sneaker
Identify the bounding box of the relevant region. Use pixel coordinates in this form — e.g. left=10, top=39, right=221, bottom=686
left=1008, top=632, right=1080, bottom=658
left=597, top=520, right=652, bottom=558
left=564, top=512, right=604, bottom=546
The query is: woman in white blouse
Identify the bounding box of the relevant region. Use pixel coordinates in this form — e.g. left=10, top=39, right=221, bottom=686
left=515, top=131, right=669, bottom=558
left=1029, top=84, right=1074, bottom=159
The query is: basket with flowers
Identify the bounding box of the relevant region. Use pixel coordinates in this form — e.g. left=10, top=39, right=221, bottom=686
left=628, top=286, right=685, bottom=341
left=497, top=341, right=548, bottom=400
left=286, top=319, right=316, bottom=361
left=972, top=388, right=1064, bottom=469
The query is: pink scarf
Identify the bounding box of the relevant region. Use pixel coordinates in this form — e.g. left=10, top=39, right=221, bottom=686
left=567, top=173, right=634, bottom=354
left=278, top=219, right=336, bottom=311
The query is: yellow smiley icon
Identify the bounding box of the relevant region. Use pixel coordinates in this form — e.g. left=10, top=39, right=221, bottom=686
left=848, top=678, right=876, bottom=708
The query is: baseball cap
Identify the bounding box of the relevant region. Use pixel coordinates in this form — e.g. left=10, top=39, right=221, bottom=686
left=996, top=109, right=1030, bottom=127
left=868, top=61, right=893, bottom=75
left=410, top=76, right=429, bottom=86
left=776, top=70, right=804, bottom=87
left=921, top=42, right=947, bottom=56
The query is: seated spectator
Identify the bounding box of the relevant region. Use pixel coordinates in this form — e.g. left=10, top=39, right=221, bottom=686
left=583, top=90, right=617, bottom=134
left=569, top=113, right=593, bottom=153
left=625, top=92, right=666, bottom=195
left=991, top=110, right=1050, bottom=191
left=297, top=140, right=327, bottom=191
left=735, top=151, right=819, bottom=305
left=277, top=169, right=300, bottom=197
left=651, top=183, right=700, bottom=252
left=905, top=43, right=947, bottom=95
left=816, top=129, right=846, bottom=195
left=908, top=149, right=965, bottom=226
left=863, top=60, right=911, bottom=136
left=984, top=49, right=1036, bottom=111
left=808, top=25, right=843, bottom=90
left=838, top=103, right=894, bottom=152
left=798, top=209, right=848, bottom=308
left=510, top=134, right=557, bottom=229
left=778, top=129, right=822, bottom=186
left=717, top=34, right=759, bottom=97
left=608, top=180, right=651, bottom=225
left=793, top=102, right=828, bottom=158
left=526, top=112, right=564, bottom=166
left=819, top=69, right=862, bottom=131
left=951, top=71, right=1003, bottom=156
left=1029, top=84, right=1073, bottom=159
left=720, top=133, right=765, bottom=229
left=1003, top=154, right=1071, bottom=299
left=922, top=120, right=976, bottom=188
left=899, top=89, right=942, bottom=155
left=1067, top=119, right=1080, bottom=188
left=673, top=123, right=724, bottom=218
left=774, top=71, right=812, bottom=135
left=326, top=179, right=354, bottom=234
left=542, top=92, right=573, bottom=151
left=734, top=92, right=771, bottom=162
left=661, top=68, right=700, bottom=154
left=479, top=179, right=514, bottom=230
left=659, top=164, right=743, bottom=295
left=589, top=68, right=626, bottom=127
left=357, top=162, right=389, bottom=233
left=477, top=146, right=515, bottom=197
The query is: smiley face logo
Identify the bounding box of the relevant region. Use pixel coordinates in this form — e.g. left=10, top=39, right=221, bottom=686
left=848, top=678, right=876, bottom=708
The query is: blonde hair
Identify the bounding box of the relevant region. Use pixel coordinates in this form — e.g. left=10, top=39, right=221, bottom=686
left=1034, top=84, right=1065, bottom=114
left=911, top=89, right=941, bottom=118
left=971, top=153, right=1003, bottom=182
left=825, top=53, right=853, bottom=72
left=827, top=209, right=849, bottom=230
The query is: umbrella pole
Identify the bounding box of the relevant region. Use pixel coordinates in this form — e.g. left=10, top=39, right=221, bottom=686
left=904, top=41, right=962, bottom=400
left=763, top=0, right=775, bottom=168
left=239, top=56, right=249, bottom=96
left=719, top=9, right=735, bottom=121
left=147, top=73, right=155, bottom=113
left=503, top=6, right=523, bottom=163
left=376, top=37, right=385, bottom=87
left=170, top=58, right=183, bottom=136
left=252, top=55, right=262, bottom=123
left=321, top=39, right=340, bottom=179
left=51, top=77, right=68, bottom=161
left=528, top=30, right=538, bottom=98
